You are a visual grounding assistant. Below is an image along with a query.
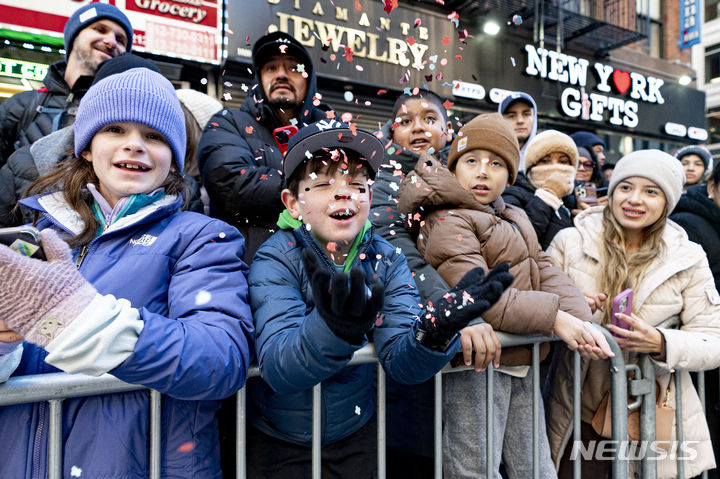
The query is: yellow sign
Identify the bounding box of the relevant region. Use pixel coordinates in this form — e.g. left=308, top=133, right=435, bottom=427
left=0, top=57, right=49, bottom=82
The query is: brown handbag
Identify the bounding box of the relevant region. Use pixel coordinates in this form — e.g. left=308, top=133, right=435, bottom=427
left=591, top=377, right=675, bottom=450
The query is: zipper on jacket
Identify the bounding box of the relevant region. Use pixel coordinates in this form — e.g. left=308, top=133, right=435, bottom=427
left=31, top=402, right=47, bottom=479
left=75, top=245, right=88, bottom=268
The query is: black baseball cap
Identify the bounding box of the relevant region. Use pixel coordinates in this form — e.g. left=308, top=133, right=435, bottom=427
left=252, top=31, right=312, bottom=73
left=283, top=120, right=383, bottom=180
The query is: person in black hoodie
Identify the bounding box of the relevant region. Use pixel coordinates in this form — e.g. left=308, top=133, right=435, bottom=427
left=671, top=156, right=720, bottom=479
left=503, top=130, right=579, bottom=250
left=198, top=31, right=332, bottom=264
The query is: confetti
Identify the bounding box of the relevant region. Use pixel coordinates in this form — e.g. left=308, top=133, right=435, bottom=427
left=327, top=242, right=338, bottom=252
left=355, top=64, right=364, bottom=71
left=512, top=14, right=523, bottom=25
left=344, top=91, right=354, bottom=102
left=195, top=291, right=212, bottom=306
left=442, top=99, right=454, bottom=110
left=341, top=112, right=353, bottom=122
left=406, top=36, right=416, bottom=46
left=355, top=0, right=362, bottom=10
left=245, top=126, right=254, bottom=134
left=70, top=466, right=82, bottom=477
left=178, top=442, right=195, bottom=453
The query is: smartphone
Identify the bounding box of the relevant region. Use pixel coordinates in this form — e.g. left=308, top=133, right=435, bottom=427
left=0, top=226, right=46, bottom=260
left=273, top=125, right=299, bottom=157
left=597, top=186, right=608, bottom=198
left=611, top=289, right=633, bottom=337
left=576, top=182, right=598, bottom=206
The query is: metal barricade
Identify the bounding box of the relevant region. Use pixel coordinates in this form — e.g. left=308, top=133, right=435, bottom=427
left=0, top=327, right=631, bottom=479
left=630, top=315, right=716, bottom=479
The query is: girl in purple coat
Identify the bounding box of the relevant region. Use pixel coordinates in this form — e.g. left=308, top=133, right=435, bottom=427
left=0, top=68, right=253, bottom=479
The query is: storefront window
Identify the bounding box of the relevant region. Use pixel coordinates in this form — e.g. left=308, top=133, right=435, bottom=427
left=707, top=108, right=720, bottom=144
left=706, top=0, right=720, bottom=21
left=705, top=44, right=720, bottom=83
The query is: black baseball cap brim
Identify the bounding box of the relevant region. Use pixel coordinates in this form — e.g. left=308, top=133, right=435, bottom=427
left=284, top=121, right=384, bottom=180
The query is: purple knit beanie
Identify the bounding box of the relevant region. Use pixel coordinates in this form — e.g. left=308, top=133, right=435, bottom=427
left=74, top=68, right=186, bottom=171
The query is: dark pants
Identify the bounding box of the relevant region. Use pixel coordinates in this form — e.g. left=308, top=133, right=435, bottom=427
left=246, top=419, right=377, bottom=479
left=558, top=421, right=610, bottom=479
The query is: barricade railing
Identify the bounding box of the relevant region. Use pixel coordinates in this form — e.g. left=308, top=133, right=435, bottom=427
left=0, top=325, right=632, bottom=479
left=630, top=316, right=711, bottom=479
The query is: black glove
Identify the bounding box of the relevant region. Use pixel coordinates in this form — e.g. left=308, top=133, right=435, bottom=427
left=418, top=263, right=514, bottom=351
left=303, top=248, right=385, bottom=344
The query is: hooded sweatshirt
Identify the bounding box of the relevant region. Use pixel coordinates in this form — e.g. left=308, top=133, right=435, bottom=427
left=498, top=92, right=538, bottom=172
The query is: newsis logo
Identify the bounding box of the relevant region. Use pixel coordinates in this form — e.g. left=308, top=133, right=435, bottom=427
left=570, top=440, right=700, bottom=461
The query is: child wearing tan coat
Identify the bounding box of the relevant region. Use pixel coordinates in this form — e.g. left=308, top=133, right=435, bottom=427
left=397, top=113, right=612, bottom=478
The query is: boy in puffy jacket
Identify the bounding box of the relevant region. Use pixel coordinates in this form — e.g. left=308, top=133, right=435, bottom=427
left=246, top=119, right=514, bottom=478
left=397, top=113, right=612, bottom=478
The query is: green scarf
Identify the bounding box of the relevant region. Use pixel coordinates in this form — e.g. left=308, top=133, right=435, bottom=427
left=276, top=209, right=372, bottom=272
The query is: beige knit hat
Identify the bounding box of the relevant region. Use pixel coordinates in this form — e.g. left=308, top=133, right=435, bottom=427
left=609, top=149, right=686, bottom=211
left=175, top=89, right=223, bottom=129
left=524, top=130, right=579, bottom=171
left=447, top=113, right=521, bottom=183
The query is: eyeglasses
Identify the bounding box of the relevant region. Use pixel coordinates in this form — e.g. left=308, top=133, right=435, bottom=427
left=578, top=160, right=595, bottom=170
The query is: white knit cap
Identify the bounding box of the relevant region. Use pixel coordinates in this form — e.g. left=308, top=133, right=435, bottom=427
left=175, top=89, right=223, bottom=129
left=524, top=129, right=579, bottom=171
left=608, top=149, right=686, bottom=211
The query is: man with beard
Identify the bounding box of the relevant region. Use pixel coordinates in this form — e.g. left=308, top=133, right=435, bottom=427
left=0, top=3, right=132, bottom=165
left=198, top=31, right=332, bottom=264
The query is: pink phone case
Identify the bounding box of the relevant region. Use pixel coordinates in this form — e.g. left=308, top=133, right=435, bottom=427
left=611, top=289, right=633, bottom=337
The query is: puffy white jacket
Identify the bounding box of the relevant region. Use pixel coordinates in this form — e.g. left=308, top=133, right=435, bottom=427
left=547, top=206, right=720, bottom=478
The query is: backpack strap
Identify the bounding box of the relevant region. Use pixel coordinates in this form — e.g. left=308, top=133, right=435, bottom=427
left=13, top=89, right=51, bottom=150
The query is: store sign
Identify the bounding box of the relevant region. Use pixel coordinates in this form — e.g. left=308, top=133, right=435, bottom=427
left=452, top=81, right=485, bottom=100
left=0, top=57, right=48, bottom=81
left=227, top=0, right=456, bottom=90
left=524, top=44, right=669, bottom=128
left=679, top=0, right=701, bottom=50
left=0, top=0, right=223, bottom=64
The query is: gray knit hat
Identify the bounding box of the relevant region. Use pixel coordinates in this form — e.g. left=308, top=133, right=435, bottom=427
left=74, top=68, right=186, bottom=171
left=175, top=89, right=223, bottom=129
left=609, top=150, right=686, bottom=211
left=675, top=145, right=712, bottom=170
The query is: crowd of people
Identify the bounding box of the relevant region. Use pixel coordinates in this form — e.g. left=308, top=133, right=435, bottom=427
left=0, top=4, right=719, bottom=479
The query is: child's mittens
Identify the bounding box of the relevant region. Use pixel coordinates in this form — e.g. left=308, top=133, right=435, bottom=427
left=0, top=229, right=97, bottom=346
left=540, top=171, right=575, bottom=198
left=418, top=263, right=514, bottom=351
left=302, top=249, right=385, bottom=344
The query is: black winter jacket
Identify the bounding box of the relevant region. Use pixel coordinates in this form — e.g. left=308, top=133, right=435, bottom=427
left=198, top=71, right=331, bottom=264
left=0, top=61, right=91, bottom=166
left=0, top=126, right=203, bottom=227
left=369, top=120, right=452, bottom=459
left=502, top=172, right=574, bottom=250
left=670, top=185, right=720, bottom=292
left=369, top=120, right=451, bottom=306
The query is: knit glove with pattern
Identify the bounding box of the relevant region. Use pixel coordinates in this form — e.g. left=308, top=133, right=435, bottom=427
left=0, top=229, right=97, bottom=346
left=418, top=263, right=514, bottom=351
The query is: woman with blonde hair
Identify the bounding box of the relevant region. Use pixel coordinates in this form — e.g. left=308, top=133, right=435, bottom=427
left=546, top=150, right=720, bottom=478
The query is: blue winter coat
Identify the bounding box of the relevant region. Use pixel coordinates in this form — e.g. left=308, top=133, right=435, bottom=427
left=0, top=193, right=254, bottom=479
left=247, top=225, right=457, bottom=447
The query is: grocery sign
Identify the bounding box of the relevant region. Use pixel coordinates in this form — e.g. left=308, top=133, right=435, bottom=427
left=0, top=0, right=223, bottom=64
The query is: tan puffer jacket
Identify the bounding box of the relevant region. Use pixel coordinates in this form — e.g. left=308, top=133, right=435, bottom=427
left=397, top=154, right=592, bottom=365
left=547, top=206, right=720, bottom=478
